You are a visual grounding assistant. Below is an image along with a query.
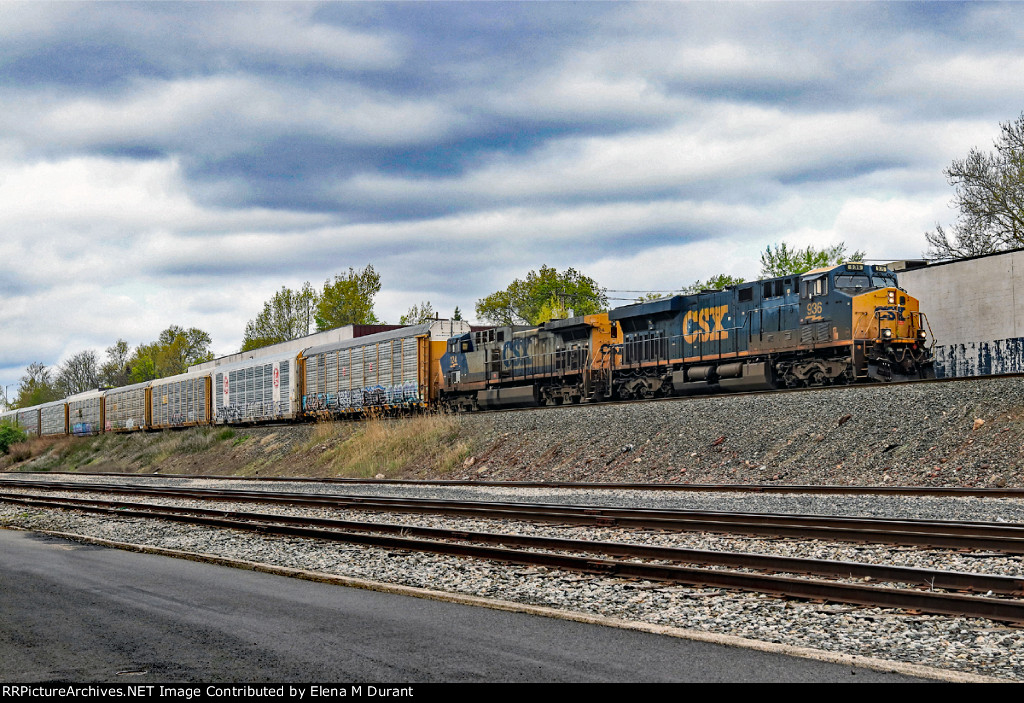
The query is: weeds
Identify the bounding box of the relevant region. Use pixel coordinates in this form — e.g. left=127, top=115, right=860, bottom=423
left=2, top=412, right=473, bottom=480
left=314, top=413, right=470, bottom=478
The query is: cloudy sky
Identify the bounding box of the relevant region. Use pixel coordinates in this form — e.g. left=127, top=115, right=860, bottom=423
left=2, top=1, right=1023, bottom=395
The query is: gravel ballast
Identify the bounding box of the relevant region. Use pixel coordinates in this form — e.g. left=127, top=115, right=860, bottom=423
left=5, top=376, right=1024, bottom=680
left=446, top=376, right=1024, bottom=488
left=2, top=476, right=1023, bottom=682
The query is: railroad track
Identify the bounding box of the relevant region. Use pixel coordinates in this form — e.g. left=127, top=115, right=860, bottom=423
left=10, top=470, right=1024, bottom=499
left=4, top=478, right=1024, bottom=625
left=3, top=477, right=1024, bottom=552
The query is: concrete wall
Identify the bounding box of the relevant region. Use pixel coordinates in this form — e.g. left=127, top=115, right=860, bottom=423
left=896, top=249, right=1024, bottom=376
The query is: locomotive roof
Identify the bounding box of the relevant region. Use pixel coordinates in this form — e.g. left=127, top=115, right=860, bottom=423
left=542, top=315, right=591, bottom=330
left=801, top=264, right=844, bottom=276
left=608, top=295, right=687, bottom=321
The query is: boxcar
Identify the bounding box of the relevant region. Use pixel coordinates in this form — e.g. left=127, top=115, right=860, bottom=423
left=40, top=399, right=68, bottom=436
left=16, top=405, right=41, bottom=438
left=299, top=320, right=471, bottom=416
left=150, top=369, right=212, bottom=429
left=66, top=389, right=104, bottom=436
left=104, top=381, right=151, bottom=432
left=213, top=353, right=298, bottom=425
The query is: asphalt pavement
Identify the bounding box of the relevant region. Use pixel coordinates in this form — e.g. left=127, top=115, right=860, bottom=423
left=0, top=529, right=928, bottom=683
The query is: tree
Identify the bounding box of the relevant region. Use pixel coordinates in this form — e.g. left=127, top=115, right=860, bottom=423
left=14, top=362, right=61, bottom=408
left=760, top=242, right=864, bottom=278
left=99, top=339, right=132, bottom=388
left=241, top=282, right=317, bottom=352
left=452, top=306, right=463, bottom=321
left=128, top=326, right=214, bottom=382
left=0, top=420, right=26, bottom=455
left=926, top=112, right=1024, bottom=260
left=400, top=301, right=435, bottom=325
left=474, top=265, right=607, bottom=326
left=54, top=350, right=99, bottom=396
left=681, top=273, right=746, bottom=294
left=315, top=265, right=382, bottom=330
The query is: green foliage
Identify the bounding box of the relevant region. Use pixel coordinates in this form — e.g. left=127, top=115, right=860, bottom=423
left=759, top=242, right=864, bottom=278
left=128, top=325, right=215, bottom=382
left=400, top=301, right=435, bottom=325
left=99, top=339, right=132, bottom=388
left=926, top=112, right=1024, bottom=260
left=241, top=282, right=317, bottom=352
left=452, top=306, right=463, bottom=321
left=0, top=421, right=27, bottom=455
left=315, top=265, right=382, bottom=330
left=55, top=349, right=99, bottom=396
left=474, top=265, right=607, bottom=325
left=14, top=362, right=61, bottom=408
left=681, top=273, right=746, bottom=294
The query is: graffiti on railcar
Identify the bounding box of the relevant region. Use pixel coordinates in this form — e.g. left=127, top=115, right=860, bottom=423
left=302, top=381, right=421, bottom=414
left=216, top=400, right=290, bottom=423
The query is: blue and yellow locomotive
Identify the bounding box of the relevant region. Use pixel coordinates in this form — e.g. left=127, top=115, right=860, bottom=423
left=439, top=262, right=934, bottom=410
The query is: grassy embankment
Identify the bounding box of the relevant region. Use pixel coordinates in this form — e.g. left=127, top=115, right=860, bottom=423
left=0, top=413, right=472, bottom=479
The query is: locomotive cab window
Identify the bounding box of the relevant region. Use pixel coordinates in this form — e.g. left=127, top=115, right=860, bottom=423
left=739, top=287, right=753, bottom=302
left=834, top=274, right=870, bottom=292
left=803, top=277, right=828, bottom=298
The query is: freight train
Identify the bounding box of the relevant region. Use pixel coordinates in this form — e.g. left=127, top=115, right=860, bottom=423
left=438, top=262, right=934, bottom=411
left=0, top=262, right=933, bottom=438
left=0, top=321, right=472, bottom=437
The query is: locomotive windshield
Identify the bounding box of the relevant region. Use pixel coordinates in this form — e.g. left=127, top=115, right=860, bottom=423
left=834, top=274, right=870, bottom=291
left=834, top=272, right=898, bottom=292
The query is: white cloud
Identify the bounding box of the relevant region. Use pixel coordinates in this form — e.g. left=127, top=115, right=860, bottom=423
left=1, top=75, right=467, bottom=160
left=889, top=53, right=1024, bottom=109
left=209, top=6, right=405, bottom=71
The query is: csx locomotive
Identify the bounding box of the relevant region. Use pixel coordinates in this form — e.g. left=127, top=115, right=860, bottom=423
left=439, top=262, right=934, bottom=411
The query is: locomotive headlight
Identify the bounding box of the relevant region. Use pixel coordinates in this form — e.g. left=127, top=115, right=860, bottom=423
left=887, top=291, right=896, bottom=304
left=917, top=329, right=927, bottom=340
left=882, top=328, right=893, bottom=339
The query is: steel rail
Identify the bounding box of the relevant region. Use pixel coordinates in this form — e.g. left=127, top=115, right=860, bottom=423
left=7, top=471, right=1024, bottom=499
left=3, top=491, right=1022, bottom=596
left=6, top=478, right=1024, bottom=553
left=4, top=492, right=1024, bottom=625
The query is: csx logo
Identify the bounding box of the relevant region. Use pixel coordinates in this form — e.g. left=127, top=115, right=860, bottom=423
left=683, top=305, right=729, bottom=344
left=877, top=306, right=906, bottom=321
left=502, top=338, right=532, bottom=367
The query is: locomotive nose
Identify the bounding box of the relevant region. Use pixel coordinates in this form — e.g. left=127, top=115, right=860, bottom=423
left=851, top=287, right=925, bottom=343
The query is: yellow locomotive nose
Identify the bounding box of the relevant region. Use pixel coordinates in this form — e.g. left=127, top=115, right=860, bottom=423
left=851, top=286, right=934, bottom=381
left=852, top=287, right=925, bottom=342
